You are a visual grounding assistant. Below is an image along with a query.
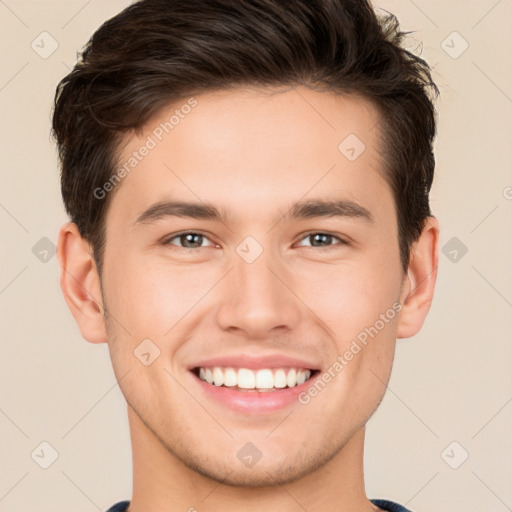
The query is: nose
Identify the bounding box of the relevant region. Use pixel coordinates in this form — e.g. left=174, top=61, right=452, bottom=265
left=214, top=244, right=301, bottom=339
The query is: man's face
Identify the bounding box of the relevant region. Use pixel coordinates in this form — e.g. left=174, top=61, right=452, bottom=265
left=100, top=86, right=407, bottom=486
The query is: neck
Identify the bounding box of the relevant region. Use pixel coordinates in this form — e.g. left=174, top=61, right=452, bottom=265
left=127, top=405, right=377, bottom=512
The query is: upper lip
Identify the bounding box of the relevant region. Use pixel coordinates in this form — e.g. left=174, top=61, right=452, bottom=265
left=189, top=353, right=321, bottom=371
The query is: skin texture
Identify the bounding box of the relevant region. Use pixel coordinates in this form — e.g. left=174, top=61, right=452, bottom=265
left=57, top=85, right=439, bottom=512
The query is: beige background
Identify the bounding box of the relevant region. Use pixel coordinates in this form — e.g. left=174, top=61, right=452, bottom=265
left=1, top=1, right=511, bottom=511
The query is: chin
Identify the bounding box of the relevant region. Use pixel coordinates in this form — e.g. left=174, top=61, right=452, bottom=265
left=185, top=456, right=316, bottom=488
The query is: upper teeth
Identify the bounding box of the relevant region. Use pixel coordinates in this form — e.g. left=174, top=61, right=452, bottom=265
left=198, top=367, right=312, bottom=389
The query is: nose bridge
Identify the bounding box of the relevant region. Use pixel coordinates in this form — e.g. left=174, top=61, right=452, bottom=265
left=214, top=238, right=300, bottom=337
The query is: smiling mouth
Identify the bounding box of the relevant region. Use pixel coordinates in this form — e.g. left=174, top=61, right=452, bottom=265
left=192, top=366, right=319, bottom=392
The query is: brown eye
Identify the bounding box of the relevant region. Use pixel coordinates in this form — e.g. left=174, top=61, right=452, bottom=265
left=296, top=232, right=347, bottom=248
left=164, top=232, right=214, bottom=249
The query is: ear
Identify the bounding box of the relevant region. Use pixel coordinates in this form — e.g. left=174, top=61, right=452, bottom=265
left=396, top=216, right=439, bottom=339
left=57, top=222, right=108, bottom=344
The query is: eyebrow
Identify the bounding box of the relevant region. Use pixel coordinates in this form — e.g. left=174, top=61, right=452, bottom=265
left=133, top=198, right=373, bottom=225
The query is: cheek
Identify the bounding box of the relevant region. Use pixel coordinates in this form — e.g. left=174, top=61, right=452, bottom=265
left=104, top=253, right=219, bottom=336
left=300, top=256, right=402, bottom=341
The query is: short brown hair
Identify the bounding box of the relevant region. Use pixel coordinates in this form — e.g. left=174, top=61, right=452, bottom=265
left=52, top=0, right=439, bottom=276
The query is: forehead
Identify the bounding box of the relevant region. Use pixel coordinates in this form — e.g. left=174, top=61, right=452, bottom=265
left=108, top=85, right=391, bottom=226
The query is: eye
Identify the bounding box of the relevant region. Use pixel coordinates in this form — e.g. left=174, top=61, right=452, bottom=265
left=296, top=232, right=347, bottom=249
left=162, top=231, right=348, bottom=250
left=163, top=231, right=216, bottom=249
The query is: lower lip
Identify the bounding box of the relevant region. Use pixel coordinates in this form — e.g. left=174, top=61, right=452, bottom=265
left=190, top=371, right=318, bottom=414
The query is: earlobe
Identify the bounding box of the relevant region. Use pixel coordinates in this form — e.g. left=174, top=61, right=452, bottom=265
left=57, top=222, right=108, bottom=344
left=396, top=216, right=439, bottom=339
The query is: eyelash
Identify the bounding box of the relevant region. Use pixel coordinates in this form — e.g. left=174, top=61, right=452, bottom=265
left=162, top=231, right=348, bottom=250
